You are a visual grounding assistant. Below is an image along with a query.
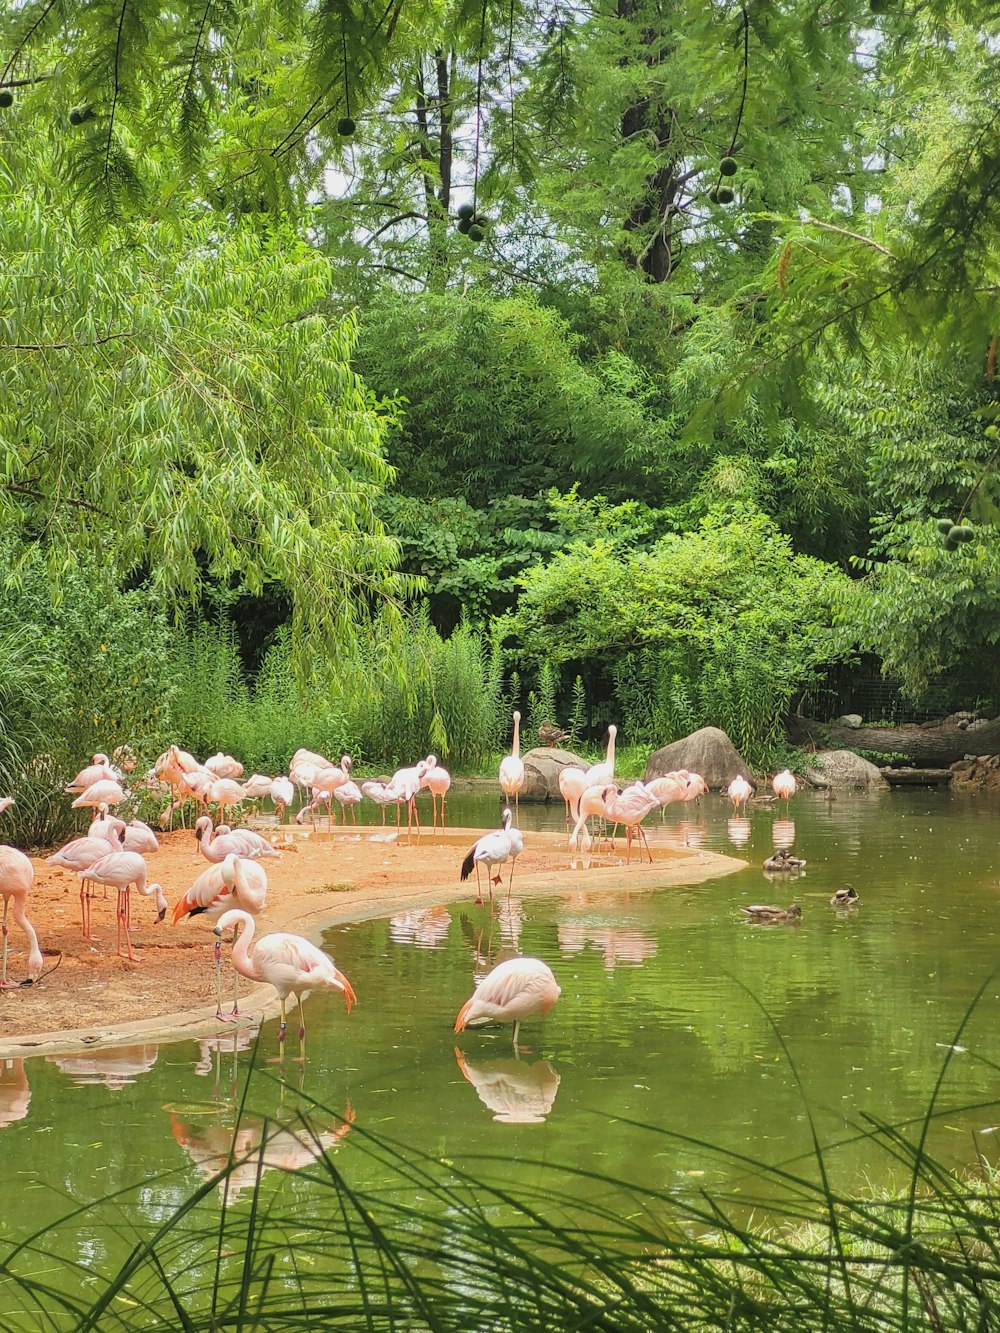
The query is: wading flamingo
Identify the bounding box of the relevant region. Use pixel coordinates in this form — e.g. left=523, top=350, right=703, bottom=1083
left=0, top=846, right=43, bottom=988
left=390, top=760, right=429, bottom=836
left=727, top=775, right=753, bottom=812
left=295, top=787, right=334, bottom=832
left=270, top=776, right=295, bottom=823
left=333, top=780, right=363, bottom=824
left=213, top=908, right=356, bottom=1059
left=360, top=780, right=401, bottom=826
left=605, top=782, right=660, bottom=863
left=499, top=712, right=526, bottom=819
left=644, top=774, right=687, bottom=819
left=454, top=956, right=561, bottom=1053
left=460, top=808, right=522, bottom=908
left=772, top=769, right=797, bottom=807
left=172, top=854, right=268, bottom=1018
left=557, top=766, right=588, bottom=826
left=205, top=752, right=244, bottom=779
left=569, top=783, right=617, bottom=851
left=421, top=755, right=452, bottom=829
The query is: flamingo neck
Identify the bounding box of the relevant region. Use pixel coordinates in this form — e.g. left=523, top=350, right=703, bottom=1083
left=606, top=729, right=616, bottom=772
left=512, top=715, right=520, bottom=758
left=229, top=914, right=261, bottom=983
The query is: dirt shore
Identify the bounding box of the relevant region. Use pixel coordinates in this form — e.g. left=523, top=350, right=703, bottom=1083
left=0, top=821, right=745, bottom=1057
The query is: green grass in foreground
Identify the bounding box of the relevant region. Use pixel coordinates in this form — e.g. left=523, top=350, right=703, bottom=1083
left=2, top=987, right=998, bottom=1330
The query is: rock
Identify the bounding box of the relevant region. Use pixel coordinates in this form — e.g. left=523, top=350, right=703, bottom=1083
left=519, top=746, right=590, bottom=801
left=643, top=727, right=750, bottom=791
left=836, top=714, right=863, bottom=729
left=803, top=750, right=888, bottom=790
left=950, top=753, right=1000, bottom=790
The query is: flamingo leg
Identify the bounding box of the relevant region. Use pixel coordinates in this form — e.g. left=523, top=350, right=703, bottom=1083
left=512, top=1019, right=521, bottom=1055
left=278, top=997, right=288, bottom=1054
left=441, top=793, right=446, bottom=829
left=1, top=899, right=9, bottom=988
left=116, top=887, right=138, bottom=961
left=297, top=994, right=307, bottom=1062
left=625, top=827, right=633, bottom=865
left=474, top=862, right=484, bottom=908
left=638, top=824, right=653, bottom=863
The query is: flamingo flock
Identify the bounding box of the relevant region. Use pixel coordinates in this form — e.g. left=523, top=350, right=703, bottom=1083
left=0, top=715, right=803, bottom=1060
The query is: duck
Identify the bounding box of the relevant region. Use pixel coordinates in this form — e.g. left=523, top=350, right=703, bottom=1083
left=762, top=848, right=807, bottom=873
left=830, top=885, right=859, bottom=907
left=537, top=719, right=569, bottom=746
left=742, top=903, right=802, bottom=924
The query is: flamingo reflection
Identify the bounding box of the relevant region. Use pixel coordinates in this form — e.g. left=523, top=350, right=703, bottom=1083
left=170, top=1101, right=355, bottom=1202
left=558, top=922, right=657, bottom=969
left=771, top=818, right=796, bottom=850
left=454, top=1047, right=560, bottom=1124
left=0, top=1059, right=30, bottom=1128
left=48, top=1043, right=158, bottom=1089
left=389, top=906, right=451, bottom=950
left=727, top=817, right=751, bottom=848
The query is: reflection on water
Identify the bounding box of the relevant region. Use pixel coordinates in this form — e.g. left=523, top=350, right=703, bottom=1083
left=558, top=921, right=657, bottom=969
left=455, top=1048, right=560, bottom=1124
left=0, top=1059, right=30, bottom=1128
left=170, top=1099, right=355, bottom=1202
left=727, top=817, right=751, bottom=848
left=47, top=1043, right=159, bottom=1089
left=771, top=818, right=796, bottom=849
left=389, top=906, right=451, bottom=949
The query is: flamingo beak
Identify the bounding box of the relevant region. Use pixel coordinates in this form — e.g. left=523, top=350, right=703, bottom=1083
left=156, top=907, right=166, bottom=922
left=333, top=970, right=357, bottom=1013
left=213, top=925, right=223, bottom=937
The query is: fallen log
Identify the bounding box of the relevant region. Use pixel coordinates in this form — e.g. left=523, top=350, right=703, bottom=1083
left=787, top=715, right=1000, bottom=767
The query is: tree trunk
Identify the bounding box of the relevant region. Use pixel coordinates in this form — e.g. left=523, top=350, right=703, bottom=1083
left=789, top=716, right=1000, bottom=766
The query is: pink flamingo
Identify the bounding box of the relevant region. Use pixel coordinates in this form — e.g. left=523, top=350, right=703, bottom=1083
left=79, top=850, right=166, bottom=959
left=772, top=769, right=797, bottom=807
left=682, top=773, right=709, bottom=802
left=295, top=787, right=335, bottom=832
left=569, top=783, right=616, bottom=850
left=213, top=907, right=356, bottom=1058
left=65, top=753, right=114, bottom=794
left=270, top=775, right=294, bottom=823
left=360, top=780, right=401, bottom=826
left=173, top=854, right=268, bottom=1018
left=0, top=846, right=43, bottom=987
left=644, top=774, right=687, bottom=819
left=390, top=759, right=429, bottom=836
left=0, top=1059, right=31, bottom=1128
left=421, top=755, right=452, bottom=829
left=0, top=798, right=13, bottom=816
left=727, top=775, right=753, bottom=811
left=207, top=777, right=245, bottom=826
left=333, top=780, right=363, bottom=824
left=499, top=711, right=526, bottom=819
left=195, top=815, right=279, bottom=863
left=557, top=766, right=588, bottom=826
left=205, top=752, right=244, bottom=779
left=584, top=724, right=618, bottom=787
left=71, top=777, right=125, bottom=814
left=454, top=956, right=560, bottom=1052
left=604, top=782, right=659, bottom=863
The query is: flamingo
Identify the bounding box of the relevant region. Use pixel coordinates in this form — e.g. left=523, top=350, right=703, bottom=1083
left=460, top=807, right=522, bottom=907
left=173, top=854, right=268, bottom=1018
left=584, top=724, right=618, bottom=788
left=333, top=780, right=363, bottom=824
left=71, top=777, right=125, bottom=814
left=682, top=773, right=709, bottom=802
left=120, top=819, right=160, bottom=854
left=205, top=752, right=244, bottom=779
left=644, top=774, right=687, bottom=819
left=557, top=766, right=588, bottom=826
left=65, top=753, right=114, bottom=794
left=499, top=711, right=526, bottom=818
left=421, top=755, right=452, bottom=829
left=454, top=956, right=561, bottom=1052
left=270, top=775, right=295, bottom=823
left=241, top=773, right=274, bottom=811
left=195, top=815, right=279, bottom=863
left=360, top=780, right=401, bottom=826
left=604, top=782, right=659, bottom=863
left=79, top=850, right=166, bottom=959
left=88, top=803, right=119, bottom=839
left=727, top=775, right=753, bottom=812
left=772, top=769, right=797, bottom=807
left=213, top=908, right=356, bottom=1059
left=154, top=744, right=202, bottom=828
left=0, top=847, right=44, bottom=988
left=390, top=759, right=429, bottom=836
left=569, top=783, right=616, bottom=851
left=0, top=798, right=13, bottom=815
left=313, top=755, right=353, bottom=796
left=296, top=787, right=335, bottom=832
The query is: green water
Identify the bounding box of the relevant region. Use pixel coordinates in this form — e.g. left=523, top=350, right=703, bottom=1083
left=3, top=787, right=1000, bottom=1320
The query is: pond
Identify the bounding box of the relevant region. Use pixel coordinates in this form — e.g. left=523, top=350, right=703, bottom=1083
left=3, top=786, right=1000, bottom=1320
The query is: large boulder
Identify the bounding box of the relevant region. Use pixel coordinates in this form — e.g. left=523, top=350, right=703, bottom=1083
left=802, top=749, right=888, bottom=790
left=644, top=727, right=750, bottom=791
left=520, top=746, right=590, bottom=801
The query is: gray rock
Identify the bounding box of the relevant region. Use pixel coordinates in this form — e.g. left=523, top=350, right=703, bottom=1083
left=643, top=727, right=750, bottom=791
left=519, top=746, right=590, bottom=801
left=836, top=713, right=863, bottom=729
left=803, top=749, right=888, bottom=790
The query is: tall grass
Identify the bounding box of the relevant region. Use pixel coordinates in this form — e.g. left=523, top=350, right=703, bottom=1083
left=3, top=1027, right=999, bottom=1332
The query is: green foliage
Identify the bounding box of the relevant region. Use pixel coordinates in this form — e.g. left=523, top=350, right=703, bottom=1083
left=511, top=506, right=853, bottom=765
left=567, top=674, right=587, bottom=748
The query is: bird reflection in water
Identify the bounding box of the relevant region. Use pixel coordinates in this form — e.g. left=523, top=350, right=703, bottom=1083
left=169, top=1098, right=355, bottom=1203
left=47, top=1043, right=159, bottom=1089
left=0, top=1059, right=31, bottom=1128
left=558, top=921, right=657, bottom=970
left=459, top=910, right=524, bottom=982
left=388, top=905, right=451, bottom=950
left=727, top=817, right=752, bottom=848
left=771, top=818, right=796, bottom=850
left=454, top=1047, right=560, bottom=1124
left=195, top=1024, right=260, bottom=1101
